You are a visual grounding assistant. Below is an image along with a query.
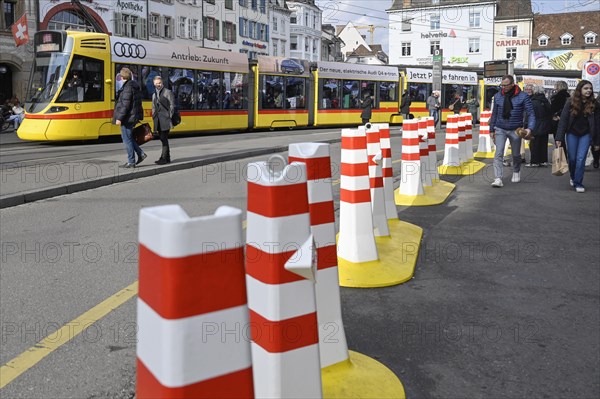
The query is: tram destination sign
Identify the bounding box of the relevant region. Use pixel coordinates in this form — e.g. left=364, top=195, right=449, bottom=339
left=484, top=60, right=509, bottom=78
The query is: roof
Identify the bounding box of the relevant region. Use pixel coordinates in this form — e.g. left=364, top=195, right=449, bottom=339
left=531, top=11, right=600, bottom=50
left=495, top=0, right=533, bottom=20
left=389, top=0, right=489, bottom=11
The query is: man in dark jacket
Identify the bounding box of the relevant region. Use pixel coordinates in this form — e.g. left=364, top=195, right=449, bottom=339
left=489, top=75, right=535, bottom=187
left=152, top=76, right=175, bottom=164
left=113, top=67, right=146, bottom=168
left=400, top=90, right=412, bottom=120
left=360, top=91, right=373, bottom=124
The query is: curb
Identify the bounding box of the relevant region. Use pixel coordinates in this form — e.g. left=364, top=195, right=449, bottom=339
left=0, top=138, right=343, bottom=209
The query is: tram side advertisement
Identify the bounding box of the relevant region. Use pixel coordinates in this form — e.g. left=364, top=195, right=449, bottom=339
left=109, top=36, right=249, bottom=73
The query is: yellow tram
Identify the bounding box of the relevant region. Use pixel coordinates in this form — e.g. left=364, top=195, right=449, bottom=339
left=18, top=30, right=404, bottom=141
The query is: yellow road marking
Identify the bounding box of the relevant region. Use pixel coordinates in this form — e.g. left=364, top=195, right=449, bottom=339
left=0, top=282, right=138, bottom=389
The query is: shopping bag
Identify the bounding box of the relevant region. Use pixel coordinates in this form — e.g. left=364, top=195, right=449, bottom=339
left=552, top=147, right=568, bottom=176
left=585, top=148, right=593, bottom=166
left=133, top=123, right=153, bottom=146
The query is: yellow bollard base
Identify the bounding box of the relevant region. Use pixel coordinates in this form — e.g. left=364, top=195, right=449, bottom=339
left=394, top=179, right=455, bottom=206
left=322, top=351, right=406, bottom=399
left=438, top=159, right=486, bottom=175
left=337, top=219, right=423, bottom=288
left=473, top=151, right=495, bottom=159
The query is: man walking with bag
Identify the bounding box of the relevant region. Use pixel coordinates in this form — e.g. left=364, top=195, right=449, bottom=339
left=152, top=76, right=175, bottom=164
left=489, top=75, right=535, bottom=187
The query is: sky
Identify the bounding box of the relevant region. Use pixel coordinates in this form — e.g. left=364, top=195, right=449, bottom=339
left=315, top=0, right=600, bottom=54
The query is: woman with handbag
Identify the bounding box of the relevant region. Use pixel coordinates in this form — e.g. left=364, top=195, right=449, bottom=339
left=113, top=67, right=146, bottom=168
left=555, top=80, right=600, bottom=193
left=152, top=76, right=175, bottom=164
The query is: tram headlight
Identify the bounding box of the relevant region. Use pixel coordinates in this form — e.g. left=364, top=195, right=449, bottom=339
left=47, top=106, right=69, bottom=113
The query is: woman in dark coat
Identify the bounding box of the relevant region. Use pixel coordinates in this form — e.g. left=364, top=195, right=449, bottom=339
left=555, top=80, right=600, bottom=193
left=113, top=67, right=146, bottom=168
left=360, top=91, right=373, bottom=124
left=528, top=85, right=552, bottom=166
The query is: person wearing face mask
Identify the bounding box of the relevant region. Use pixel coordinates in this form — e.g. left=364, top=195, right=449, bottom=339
left=151, top=76, right=175, bottom=165
left=555, top=80, right=600, bottom=193
left=489, top=75, right=535, bottom=187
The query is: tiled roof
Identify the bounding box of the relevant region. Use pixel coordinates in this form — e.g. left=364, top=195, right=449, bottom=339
left=495, top=0, right=533, bottom=20
left=531, top=11, right=600, bottom=50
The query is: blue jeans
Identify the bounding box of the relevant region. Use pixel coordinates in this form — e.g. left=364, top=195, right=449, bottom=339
left=120, top=123, right=144, bottom=165
left=493, top=127, right=521, bottom=178
left=565, top=133, right=591, bottom=188
left=429, top=109, right=439, bottom=127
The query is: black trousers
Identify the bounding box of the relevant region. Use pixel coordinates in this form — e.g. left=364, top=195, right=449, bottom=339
left=362, top=118, right=370, bottom=124
left=529, top=134, right=549, bottom=164
left=158, top=130, right=170, bottom=160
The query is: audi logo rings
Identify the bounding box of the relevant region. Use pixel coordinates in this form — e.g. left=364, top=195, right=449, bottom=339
left=113, top=42, right=146, bottom=59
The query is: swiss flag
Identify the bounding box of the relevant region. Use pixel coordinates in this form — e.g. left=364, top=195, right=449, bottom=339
left=12, top=14, right=29, bottom=47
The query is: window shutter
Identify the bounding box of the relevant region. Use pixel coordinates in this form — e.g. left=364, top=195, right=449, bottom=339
left=159, top=16, right=164, bottom=37
left=233, top=24, right=237, bottom=43
left=266, top=24, right=269, bottom=41
left=216, top=20, right=220, bottom=41
left=113, top=12, right=122, bottom=35
left=140, top=17, right=148, bottom=39
left=222, top=21, right=226, bottom=42
left=203, top=17, right=208, bottom=39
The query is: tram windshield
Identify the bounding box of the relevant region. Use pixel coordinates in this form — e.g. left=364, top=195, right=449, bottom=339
left=26, top=35, right=73, bottom=113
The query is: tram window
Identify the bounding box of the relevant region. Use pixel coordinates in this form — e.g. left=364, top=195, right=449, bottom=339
left=57, top=55, right=104, bottom=103
left=197, top=71, right=221, bottom=110
left=443, top=85, right=474, bottom=109
left=362, top=81, right=376, bottom=108
left=485, top=86, right=499, bottom=109
left=409, top=83, right=430, bottom=103
left=342, top=80, right=360, bottom=109
left=320, top=78, right=340, bottom=109
left=115, top=64, right=141, bottom=97
left=168, top=68, right=195, bottom=111
left=285, top=77, right=305, bottom=109
left=140, top=66, right=164, bottom=100
left=223, top=72, right=247, bottom=110
left=262, top=75, right=284, bottom=109
left=379, top=82, right=398, bottom=102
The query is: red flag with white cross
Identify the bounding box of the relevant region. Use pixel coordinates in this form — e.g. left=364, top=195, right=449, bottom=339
left=12, top=14, right=29, bottom=47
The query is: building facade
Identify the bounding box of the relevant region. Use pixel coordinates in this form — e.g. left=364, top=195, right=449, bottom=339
left=268, top=0, right=291, bottom=57
left=0, top=0, right=37, bottom=102
left=320, top=24, right=343, bottom=61
left=287, top=0, right=321, bottom=62
left=37, top=0, right=269, bottom=58
left=337, top=21, right=370, bottom=61
left=492, top=0, right=533, bottom=68
left=530, top=11, right=600, bottom=70
left=387, top=0, right=496, bottom=67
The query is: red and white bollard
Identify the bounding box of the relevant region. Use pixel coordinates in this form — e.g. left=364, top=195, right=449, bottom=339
left=245, top=160, right=322, bottom=398
left=338, top=126, right=378, bottom=263
left=289, top=143, right=350, bottom=369
left=398, top=119, right=424, bottom=196
left=426, top=116, right=440, bottom=181
left=372, top=123, right=397, bottom=220
left=441, top=114, right=460, bottom=167
left=464, top=113, right=474, bottom=161
left=476, top=110, right=495, bottom=156
left=418, top=118, right=432, bottom=187
left=457, top=114, right=468, bottom=164
left=137, top=205, right=253, bottom=399
left=366, top=123, right=390, bottom=237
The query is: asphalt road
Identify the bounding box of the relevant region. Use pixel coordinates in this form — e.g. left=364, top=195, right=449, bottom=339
left=1, top=128, right=599, bottom=398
